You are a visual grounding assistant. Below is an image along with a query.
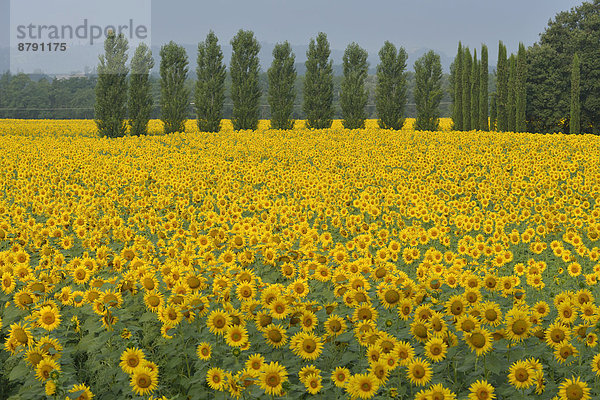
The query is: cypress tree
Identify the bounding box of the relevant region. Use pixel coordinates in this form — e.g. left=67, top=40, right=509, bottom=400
left=230, top=30, right=261, bottom=131
left=462, top=47, right=472, bottom=130
left=490, top=92, right=497, bottom=131
left=471, top=49, right=479, bottom=131
left=268, top=41, right=297, bottom=130
left=375, top=41, right=408, bottom=130
left=570, top=53, right=581, bottom=134
left=515, top=42, right=527, bottom=132
left=414, top=51, right=443, bottom=131
left=479, top=44, right=489, bottom=131
left=452, top=42, right=463, bottom=130
left=341, top=42, right=369, bottom=129
left=129, top=43, right=154, bottom=135
left=496, top=41, right=508, bottom=131
left=304, top=32, right=334, bottom=129
left=160, top=41, right=189, bottom=134
left=95, top=31, right=129, bottom=138
left=507, top=54, right=516, bottom=132
left=196, top=31, right=226, bottom=133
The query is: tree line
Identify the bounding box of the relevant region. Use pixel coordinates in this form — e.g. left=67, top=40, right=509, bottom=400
left=96, top=30, right=446, bottom=137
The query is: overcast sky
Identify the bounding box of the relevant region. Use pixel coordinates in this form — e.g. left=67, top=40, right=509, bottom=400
left=1, top=0, right=587, bottom=67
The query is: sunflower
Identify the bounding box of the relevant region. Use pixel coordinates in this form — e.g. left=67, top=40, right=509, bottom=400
left=130, top=366, right=158, bottom=396
left=424, top=336, right=447, bottom=362
left=394, top=340, right=415, bottom=366
left=465, top=328, right=493, bottom=356
left=410, top=320, right=429, bottom=343
left=507, top=360, right=535, bottom=389
left=300, top=310, right=318, bottom=331
left=8, top=322, right=33, bottom=347
left=25, top=347, right=46, bottom=367
left=303, top=372, right=322, bottom=394
left=445, top=294, right=466, bottom=318
left=346, top=373, right=379, bottom=399
left=263, top=323, right=288, bottom=348
left=69, top=383, right=94, bottom=400
left=331, top=366, right=350, bottom=387
left=554, top=340, right=578, bottom=364
left=13, top=289, right=35, bottom=310
left=368, top=360, right=389, bottom=384
left=225, top=325, right=249, bottom=348
left=206, top=367, right=227, bottom=391
left=405, top=357, right=432, bottom=386
left=481, top=301, right=502, bottom=327
left=428, top=383, right=457, bottom=400
left=206, top=309, right=231, bottom=335
left=245, top=354, right=265, bottom=377
left=120, top=347, right=146, bottom=374
left=468, top=379, right=496, bottom=400
left=558, top=376, right=591, bottom=400
left=37, top=336, right=63, bottom=360
left=1, top=272, right=16, bottom=293
left=557, top=302, right=578, bottom=324
left=505, top=308, right=531, bottom=342
left=269, top=297, right=291, bottom=319
left=290, top=331, right=323, bottom=360
left=35, top=356, right=60, bottom=382
left=545, top=321, right=572, bottom=348
left=34, top=305, right=61, bottom=332
left=259, top=361, right=287, bottom=396
left=324, top=314, right=346, bottom=336
left=196, top=342, right=211, bottom=360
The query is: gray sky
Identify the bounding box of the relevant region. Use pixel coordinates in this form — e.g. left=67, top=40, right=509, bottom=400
left=150, top=0, right=584, bottom=62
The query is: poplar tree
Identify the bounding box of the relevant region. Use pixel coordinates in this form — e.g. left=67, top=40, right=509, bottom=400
left=129, top=43, right=154, bottom=135
left=95, top=31, right=129, bottom=138
left=507, top=54, right=516, bottom=132
left=414, top=51, right=443, bottom=131
left=196, top=31, right=226, bottom=132
left=452, top=42, right=463, bottom=130
left=471, top=49, right=479, bottom=131
left=230, top=29, right=261, bottom=131
left=515, top=42, right=527, bottom=132
left=160, top=41, right=189, bottom=134
left=479, top=44, right=489, bottom=131
left=268, top=41, right=296, bottom=130
left=303, top=32, right=334, bottom=129
left=341, top=42, right=369, bottom=129
left=375, top=41, right=408, bottom=130
left=496, top=41, right=508, bottom=131
left=570, top=53, right=581, bottom=134
left=462, top=47, right=472, bottom=130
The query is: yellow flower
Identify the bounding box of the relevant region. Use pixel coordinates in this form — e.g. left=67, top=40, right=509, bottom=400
left=196, top=342, right=211, bottom=360
left=405, top=357, right=432, bottom=386
left=507, top=360, right=535, bottom=389
left=206, top=367, right=227, bottom=391
left=346, top=373, right=379, bottom=399
left=120, top=347, right=145, bottom=374
left=130, top=366, right=158, bottom=396
left=558, top=376, right=590, bottom=400
left=258, top=361, right=287, bottom=396
left=468, top=379, right=496, bottom=400
left=331, top=366, right=350, bottom=387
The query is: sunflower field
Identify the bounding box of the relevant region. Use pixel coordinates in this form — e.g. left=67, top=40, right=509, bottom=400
left=0, top=119, right=600, bottom=400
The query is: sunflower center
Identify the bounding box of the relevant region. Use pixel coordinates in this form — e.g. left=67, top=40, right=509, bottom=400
left=214, top=316, right=226, bottom=328
left=451, top=301, right=463, bottom=315
left=485, top=310, right=497, bottom=321
left=431, top=345, right=442, bottom=355
left=414, top=324, right=428, bottom=338
left=515, top=368, right=529, bottom=382
left=470, top=333, right=485, bottom=348
left=512, top=320, right=527, bottom=335
left=566, top=384, right=583, bottom=400
left=361, top=382, right=371, bottom=391
left=413, top=365, right=425, bottom=378
left=384, top=289, right=400, bottom=304
left=148, top=296, right=160, bottom=307
left=137, top=374, right=151, bottom=388
left=42, top=313, right=55, bottom=325
left=303, top=339, right=316, bottom=353
left=127, top=357, right=139, bottom=367
left=560, top=346, right=573, bottom=358
left=266, top=373, right=280, bottom=387
left=329, top=320, right=341, bottom=332
left=14, top=328, right=28, bottom=344
left=477, top=388, right=490, bottom=399
left=232, top=332, right=242, bottom=341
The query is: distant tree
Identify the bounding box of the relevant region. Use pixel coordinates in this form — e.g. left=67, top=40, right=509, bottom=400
left=490, top=92, right=497, bottom=131
left=160, top=41, right=189, bottom=134
left=95, top=31, right=128, bottom=138
left=414, top=51, right=443, bottom=131
left=471, top=49, right=479, bottom=130
left=570, top=53, right=580, bottom=134
left=195, top=31, right=226, bottom=132
left=268, top=41, right=296, bottom=130
left=496, top=41, right=508, bottom=131
left=451, top=42, right=463, bottom=130
left=375, top=41, right=408, bottom=130
left=507, top=54, right=516, bottom=132
left=479, top=44, right=489, bottom=131
left=230, top=29, right=261, bottom=131
left=515, top=42, right=527, bottom=132
left=462, top=47, right=472, bottom=130
left=128, top=43, right=154, bottom=135
left=340, top=42, right=369, bottom=129
left=303, top=32, right=334, bottom=129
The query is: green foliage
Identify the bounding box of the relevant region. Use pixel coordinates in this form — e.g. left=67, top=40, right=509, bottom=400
left=451, top=42, right=463, bottom=131
left=462, top=47, right=472, bottom=130
left=470, top=49, right=479, bottom=131
left=414, top=50, right=443, bottom=131
left=195, top=31, right=226, bottom=133
left=375, top=41, right=408, bottom=130
left=160, top=41, right=190, bottom=134
left=303, top=32, right=334, bottom=129
left=128, top=43, right=154, bottom=135
left=490, top=92, right=497, bottom=131
left=507, top=54, right=516, bottom=132
left=340, top=42, right=369, bottom=129
left=570, top=53, right=581, bottom=134
left=230, top=30, right=261, bottom=131
left=94, top=31, right=129, bottom=138
left=515, top=43, right=527, bottom=132
left=496, top=41, right=508, bottom=132
left=268, top=41, right=297, bottom=130
left=479, top=44, right=489, bottom=131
